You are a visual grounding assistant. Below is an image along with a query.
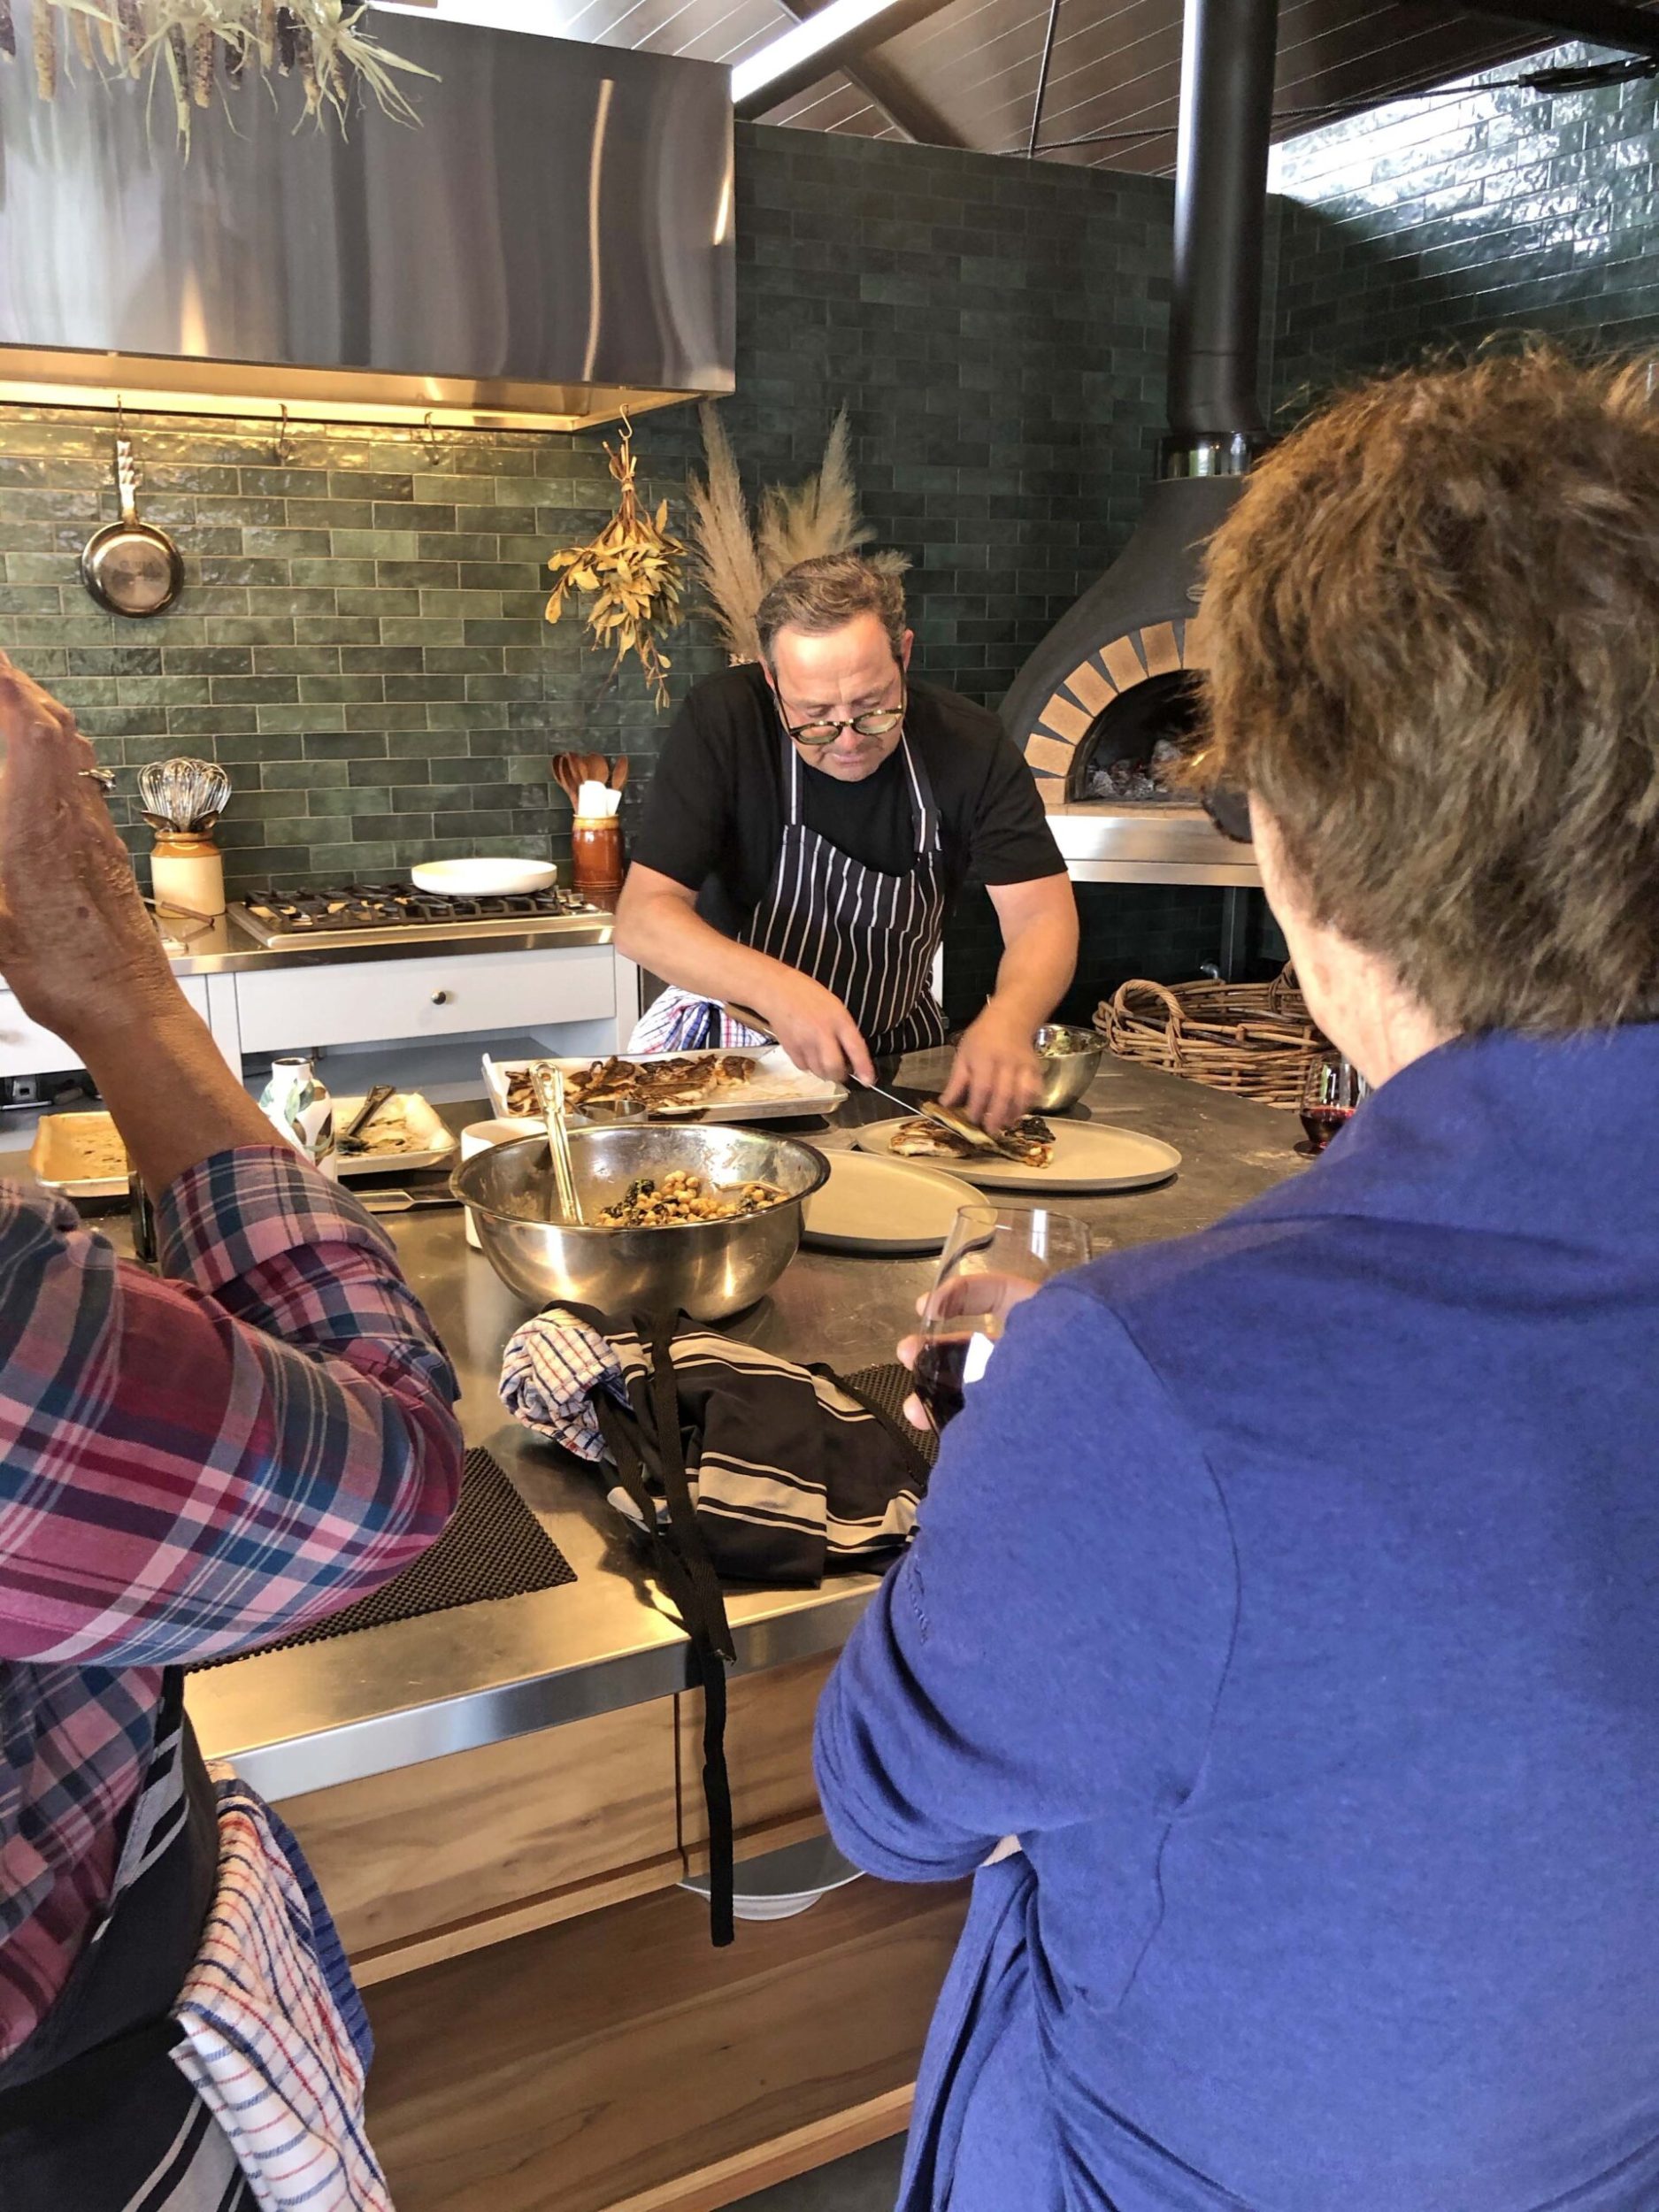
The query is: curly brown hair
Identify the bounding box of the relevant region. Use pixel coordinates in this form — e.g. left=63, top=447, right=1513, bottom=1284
left=1200, top=345, right=1659, bottom=1033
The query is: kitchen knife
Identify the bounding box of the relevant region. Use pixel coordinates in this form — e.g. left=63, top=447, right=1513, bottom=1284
left=718, top=1003, right=1007, bottom=1155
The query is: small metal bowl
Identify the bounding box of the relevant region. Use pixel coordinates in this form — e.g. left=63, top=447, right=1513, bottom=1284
left=453, top=1122, right=829, bottom=1322
left=1033, top=1024, right=1105, bottom=1113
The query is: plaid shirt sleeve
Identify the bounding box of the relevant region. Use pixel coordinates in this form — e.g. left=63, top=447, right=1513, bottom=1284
left=0, top=1143, right=464, bottom=1667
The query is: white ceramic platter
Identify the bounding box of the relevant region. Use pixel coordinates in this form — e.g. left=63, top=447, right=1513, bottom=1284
left=851, top=1116, right=1181, bottom=1193
left=482, top=1048, right=847, bottom=1125
left=411, top=857, right=558, bottom=897
left=333, top=1093, right=457, bottom=1178
left=802, top=1150, right=981, bottom=1254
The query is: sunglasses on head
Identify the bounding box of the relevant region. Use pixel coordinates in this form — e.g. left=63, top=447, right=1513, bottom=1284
left=1202, top=781, right=1252, bottom=844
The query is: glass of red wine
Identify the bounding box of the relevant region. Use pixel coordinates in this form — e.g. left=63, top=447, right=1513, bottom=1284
left=910, top=1205, right=1093, bottom=1431
left=1298, top=1049, right=1371, bottom=1156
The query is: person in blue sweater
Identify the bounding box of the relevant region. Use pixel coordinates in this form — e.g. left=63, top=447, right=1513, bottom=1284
left=814, top=347, right=1659, bottom=2212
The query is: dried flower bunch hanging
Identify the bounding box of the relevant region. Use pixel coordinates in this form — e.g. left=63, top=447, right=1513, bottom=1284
left=0, top=0, right=431, bottom=146
left=545, top=426, right=687, bottom=711
left=687, top=402, right=909, bottom=664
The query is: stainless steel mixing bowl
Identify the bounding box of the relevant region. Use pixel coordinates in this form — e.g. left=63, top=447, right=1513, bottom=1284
left=1033, top=1024, right=1105, bottom=1112
left=452, top=1123, right=830, bottom=1322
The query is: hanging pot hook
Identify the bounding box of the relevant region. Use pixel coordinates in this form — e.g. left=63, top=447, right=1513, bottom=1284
left=419, top=410, right=445, bottom=465
left=271, top=403, right=296, bottom=465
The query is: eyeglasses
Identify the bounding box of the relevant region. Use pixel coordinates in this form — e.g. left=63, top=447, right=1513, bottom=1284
left=777, top=680, right=906, bottom=749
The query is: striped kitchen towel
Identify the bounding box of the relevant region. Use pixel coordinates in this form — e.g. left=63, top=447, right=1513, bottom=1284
left=169, top=1774, right=390, bottom=2212
left=501, top=1307, right=929, bottom=1585
left=628, top=986, right=772, bottom=1056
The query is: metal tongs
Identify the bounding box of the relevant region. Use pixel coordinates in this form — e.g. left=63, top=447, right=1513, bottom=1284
left=720, top=1002, right=1010, bottom=1156
left=532, top=1062, right=585, bottom=1224
left=337, top=1083, right=398, bottom=1156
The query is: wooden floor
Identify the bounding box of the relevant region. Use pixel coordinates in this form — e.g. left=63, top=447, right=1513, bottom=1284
left=365, top=1871, right=968, bottom=2212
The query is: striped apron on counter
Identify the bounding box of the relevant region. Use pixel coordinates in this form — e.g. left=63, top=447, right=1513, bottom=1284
left=630, top=726, right=950, bottom=1062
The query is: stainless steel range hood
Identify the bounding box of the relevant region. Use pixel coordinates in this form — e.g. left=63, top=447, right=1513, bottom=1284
left=0, top=16, right=733, bottom=432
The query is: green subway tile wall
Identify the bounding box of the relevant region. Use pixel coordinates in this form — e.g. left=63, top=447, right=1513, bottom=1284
left=1271, top=42, right=1659, bottom=403
left=0, top=122, right=1181, bottom=908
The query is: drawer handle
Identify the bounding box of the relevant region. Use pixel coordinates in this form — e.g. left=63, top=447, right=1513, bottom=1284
left=431, top=988, right=452, bottom=1006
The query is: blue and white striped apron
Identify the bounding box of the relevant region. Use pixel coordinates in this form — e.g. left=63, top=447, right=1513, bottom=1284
left=633, top=728, right=949, bottom=1061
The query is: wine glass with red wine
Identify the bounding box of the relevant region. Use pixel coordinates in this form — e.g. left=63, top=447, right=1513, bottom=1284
left=911, top=1205, right=1092, bottom=1431
left=1298, top=1050, right=1371, bottom=1156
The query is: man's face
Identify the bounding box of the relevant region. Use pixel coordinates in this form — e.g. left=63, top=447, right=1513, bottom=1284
left=765, top=612, right=914, bottom=784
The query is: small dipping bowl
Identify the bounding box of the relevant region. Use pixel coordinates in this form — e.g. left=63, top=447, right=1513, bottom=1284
left=1033, top=1024, right=1105, bottom=1113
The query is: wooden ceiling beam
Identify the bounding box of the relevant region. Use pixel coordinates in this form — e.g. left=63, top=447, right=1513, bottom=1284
left=736, top=0, right=965, bottom=122
left=1453, top=0, right=1659, bottom=58
left=772, top=0, right=972, bottom=142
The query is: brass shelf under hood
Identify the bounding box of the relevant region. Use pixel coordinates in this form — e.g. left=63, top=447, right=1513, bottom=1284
left=0, top=350, right=712, bottom=437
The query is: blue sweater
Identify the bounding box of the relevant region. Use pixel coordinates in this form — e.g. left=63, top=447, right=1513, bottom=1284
left=815, top=1028, right=1659, bottom=2212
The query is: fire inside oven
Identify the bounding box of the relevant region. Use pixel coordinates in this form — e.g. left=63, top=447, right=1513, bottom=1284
left=1070, top=670, right=1203, bottom=804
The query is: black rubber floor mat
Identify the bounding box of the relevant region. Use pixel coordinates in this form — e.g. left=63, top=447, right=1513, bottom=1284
left=193, top=1447, right=576, bottom=1670
left=841, top=1360, right=938, bottom=1469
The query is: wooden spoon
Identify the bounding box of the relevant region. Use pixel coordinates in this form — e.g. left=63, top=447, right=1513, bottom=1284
left=609, top=757, right=630, bottom=793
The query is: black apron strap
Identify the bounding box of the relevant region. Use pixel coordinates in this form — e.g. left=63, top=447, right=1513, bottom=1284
left=594, top=1315, right=736, bottom=1946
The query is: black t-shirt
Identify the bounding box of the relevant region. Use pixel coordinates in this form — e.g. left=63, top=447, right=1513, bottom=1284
left=633, top=663, right=1065, bottom=936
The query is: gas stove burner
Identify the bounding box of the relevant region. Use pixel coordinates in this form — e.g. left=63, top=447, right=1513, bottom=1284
left=230, top=877, right=606, bottom=949
left=241, top=879, right=597, bottom=932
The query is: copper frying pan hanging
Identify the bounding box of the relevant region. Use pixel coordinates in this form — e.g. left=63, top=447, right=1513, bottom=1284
left=81, top=435, right=183, bottom=618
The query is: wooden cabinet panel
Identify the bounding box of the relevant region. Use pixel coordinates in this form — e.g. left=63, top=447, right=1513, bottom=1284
left=277, top=1701, right=681, bottom=1983
left=677, top=1651, right=837, bottom=1863
left=365, top=1869, right=969, bottom=2212
left=233, top=943, right=617, bottom=1053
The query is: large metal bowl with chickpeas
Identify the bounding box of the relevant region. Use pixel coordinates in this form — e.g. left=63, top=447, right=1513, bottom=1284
left=452, top=1123, right=831, bottom=1321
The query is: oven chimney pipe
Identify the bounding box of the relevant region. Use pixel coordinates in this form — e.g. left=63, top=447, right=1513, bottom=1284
left=1165, top=0, right=1278, bottom=472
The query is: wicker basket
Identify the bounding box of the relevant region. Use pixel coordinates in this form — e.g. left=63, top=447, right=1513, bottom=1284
left=1094, top=969, right=1325, bottom=1107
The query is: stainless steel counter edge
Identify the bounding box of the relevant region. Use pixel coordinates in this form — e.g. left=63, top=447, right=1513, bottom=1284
left=166, top=911, right=617, bottom=978
left=204, top=1566, right=877, bottom=1803
left=183, top=1061, right=1305, bottom=1804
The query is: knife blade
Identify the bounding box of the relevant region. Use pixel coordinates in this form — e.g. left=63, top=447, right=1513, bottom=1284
left=719, top=1002, right=1008, bottom=1155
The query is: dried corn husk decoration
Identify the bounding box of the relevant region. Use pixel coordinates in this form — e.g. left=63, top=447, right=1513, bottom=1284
left=545, top=427, right=686, bottom=711
left=21, top=0, right=433, bottom=144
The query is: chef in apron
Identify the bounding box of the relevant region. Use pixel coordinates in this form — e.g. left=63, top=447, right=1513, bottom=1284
left=617, top=554, right=1078, bottom=1132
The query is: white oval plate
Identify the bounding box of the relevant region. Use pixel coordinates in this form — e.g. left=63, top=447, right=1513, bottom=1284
left=803, top=1150, right=981, bottom=1253
left=852, top=1116, right=1181, bottom=1193
left=411, top=857, right=558, bottom=898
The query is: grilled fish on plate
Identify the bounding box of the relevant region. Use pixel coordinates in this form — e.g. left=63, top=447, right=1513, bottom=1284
left=889, top=1110, right=1054, bottom=1168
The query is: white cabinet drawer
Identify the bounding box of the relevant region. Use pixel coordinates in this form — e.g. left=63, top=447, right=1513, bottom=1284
left=233, top=946, right=617, bottom=1055
left=0, top=977, right=211, bottom=1079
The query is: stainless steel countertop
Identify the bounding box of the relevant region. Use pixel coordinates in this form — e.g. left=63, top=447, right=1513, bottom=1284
left=186, top=1056, right=1305, bottom=1799
left=165, top=909, right=617, bottom=979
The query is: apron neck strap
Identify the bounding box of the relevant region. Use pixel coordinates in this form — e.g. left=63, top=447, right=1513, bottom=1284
left=773, top=707, right=939, bottom=857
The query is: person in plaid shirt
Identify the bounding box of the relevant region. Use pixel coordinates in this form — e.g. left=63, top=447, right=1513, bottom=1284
left=0, top=654, right=465, bottom=2208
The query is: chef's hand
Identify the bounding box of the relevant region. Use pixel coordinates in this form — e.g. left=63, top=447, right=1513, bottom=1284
left=0, top=653, right=179, bottom=1050
left=755, top=970, right=876, bottom=1087
left=895, top=1275, right=1041, bottom=1432
left=940, top=1001, right=1041, bottom=1133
